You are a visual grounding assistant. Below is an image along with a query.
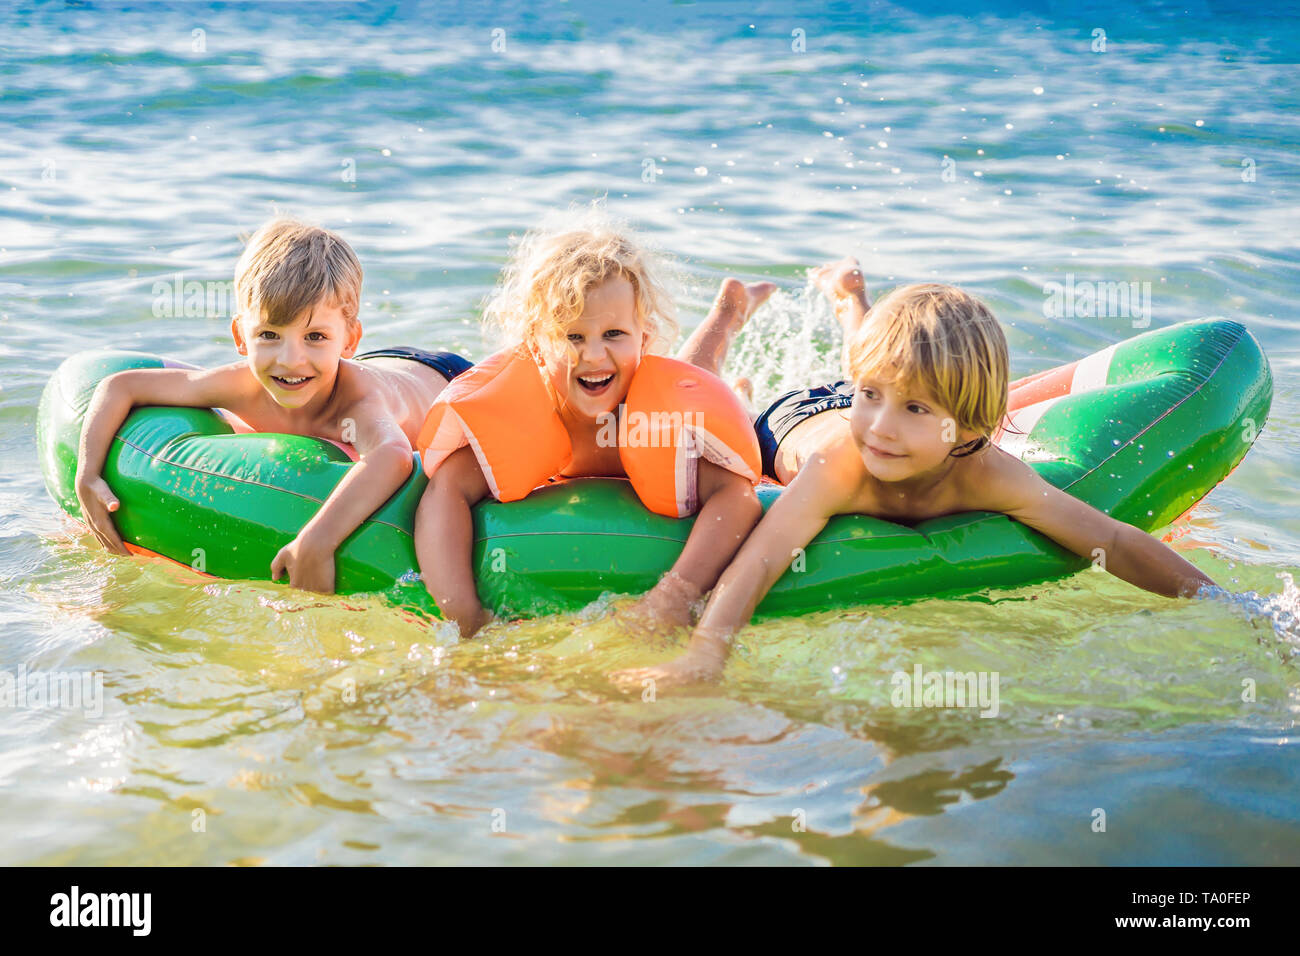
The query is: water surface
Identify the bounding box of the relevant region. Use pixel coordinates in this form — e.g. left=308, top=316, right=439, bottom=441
left=2, top=0, right=1298, bottom=865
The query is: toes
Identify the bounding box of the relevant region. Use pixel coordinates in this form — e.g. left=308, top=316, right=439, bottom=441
left=746, top=281, right=777, bottom=309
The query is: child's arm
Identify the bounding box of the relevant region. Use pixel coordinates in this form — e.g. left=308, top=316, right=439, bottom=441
left=412, top=445, right=493, bottom=638
left=979, top=453, right=1216, bottom=598
left=614, top=453, right=853, bottom=687
left=620, top=460, right=763, bottom=634
left=269, top=398, right=416, bottom=593
left=75, top=365, right=259, bottom=554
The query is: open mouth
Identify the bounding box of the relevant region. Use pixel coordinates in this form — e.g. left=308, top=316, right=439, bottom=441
left=272, top=375, right=314, bottom=390
left=576, top=372, right=615, bottom=395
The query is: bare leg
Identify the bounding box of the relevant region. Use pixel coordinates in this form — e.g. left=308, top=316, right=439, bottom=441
left=810, top=257, right=871, bottom=338
left=676, top=278, right=777, bottom=376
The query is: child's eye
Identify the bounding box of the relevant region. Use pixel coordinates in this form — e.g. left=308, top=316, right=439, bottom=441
left=909, top=404, right=928, bottom=414
left=257, top=331, right=278, bottom=340
left=306, top=331, right=326, bottom=341
left=567, top=333, right=584, bottom=343
left=859, top=387, right=876, bottom=399
left=604, top=329, right=626, bottom=339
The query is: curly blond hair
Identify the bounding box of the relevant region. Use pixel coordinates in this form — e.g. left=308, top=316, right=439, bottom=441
left=844, top=283, right=1008, bottom=441
left=483, top=207, right=677, bottom=359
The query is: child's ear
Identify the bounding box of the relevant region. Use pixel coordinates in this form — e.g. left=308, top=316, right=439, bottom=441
left=341, top=321, right=362, bottom=358
left=949, top=427, right=990, bottom=458
left=230, top=314, right=247, bottom=356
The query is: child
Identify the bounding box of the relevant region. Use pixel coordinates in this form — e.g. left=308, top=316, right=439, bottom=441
left=412, top=213, right=770, bottom=638
left=614, top=257, right=1218, bottom=688
left=75, top=217, right=474, bottom=594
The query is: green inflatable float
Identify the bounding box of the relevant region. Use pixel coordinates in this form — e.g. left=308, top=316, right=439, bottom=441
left=37, top=319, right=1272, bottom=620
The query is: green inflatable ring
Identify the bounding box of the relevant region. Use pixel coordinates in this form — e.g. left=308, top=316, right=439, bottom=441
left=37, top=318, right=1272, bottom=620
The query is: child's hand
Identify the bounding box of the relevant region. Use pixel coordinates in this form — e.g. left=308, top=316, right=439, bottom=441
left=452, top=604, right=495, bottom=640
left=613, top=591, right=692, bottom=639
left=270, top=532, right=337, bottom=594
left=611, top=571, right=702, bottom=639
left=611, top=623, right=732, bottom=693
left=74, top=474, right=129, bottom=555
left=611, top=646, right=725, bottom=693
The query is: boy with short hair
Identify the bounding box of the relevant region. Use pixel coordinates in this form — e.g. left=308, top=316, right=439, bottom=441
left=76, top=217, right=473, bottom=593
left=615, top=258, right=1217, bottom=688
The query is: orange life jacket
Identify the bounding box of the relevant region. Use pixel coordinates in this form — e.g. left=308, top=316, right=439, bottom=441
left=416, top=347, right=760, bottom=517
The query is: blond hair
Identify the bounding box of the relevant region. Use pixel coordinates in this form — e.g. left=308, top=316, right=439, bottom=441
left=234, top=218, right=363, bottom=329
left=845, top=283, right=1008, bottom=442
left=483, top=208, right=677, bottom=358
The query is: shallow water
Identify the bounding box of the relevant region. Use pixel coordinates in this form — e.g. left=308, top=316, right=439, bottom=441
left=2, top=0, right=1298, bottom=865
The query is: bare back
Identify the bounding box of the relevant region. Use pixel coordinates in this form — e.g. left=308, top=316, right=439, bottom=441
left=343, top=356, right=453, bottom=446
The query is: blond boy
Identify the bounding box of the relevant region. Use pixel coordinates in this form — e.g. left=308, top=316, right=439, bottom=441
left=616, top=259, right=1216, bottom=687
left=76, top=218, right=473, bottom=592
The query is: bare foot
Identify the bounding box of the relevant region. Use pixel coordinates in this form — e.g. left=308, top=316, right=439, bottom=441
left=677, top=278, right=778, bottom=375
left=810, top=256, right=868, bottom=303
left=732, top=376, right=754, bottom=406
left=809, top=257, right=871, bottom=335
left=714, top=278, right=778, bottom=329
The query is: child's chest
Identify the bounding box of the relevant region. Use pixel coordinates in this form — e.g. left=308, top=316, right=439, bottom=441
left=854, top=474, right=971, bottom=524
left=235, top=391, right=350, bottom=444
left=559, top=439, right=626, bottom=478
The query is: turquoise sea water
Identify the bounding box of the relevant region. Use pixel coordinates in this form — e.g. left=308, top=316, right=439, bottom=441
left=2, top=0, right=1298, bottom=865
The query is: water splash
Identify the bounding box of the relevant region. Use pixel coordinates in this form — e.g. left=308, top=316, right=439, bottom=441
left=722, top=282, right=846, bottom=409
left=1198, top=572, right=1300, bottom=660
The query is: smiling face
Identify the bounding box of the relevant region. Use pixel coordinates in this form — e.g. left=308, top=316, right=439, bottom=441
left=848, top=371, right=981, bottom=483
left=542, top=275, right=647, bottom=423
left=231, top=298, right=361, bottom=409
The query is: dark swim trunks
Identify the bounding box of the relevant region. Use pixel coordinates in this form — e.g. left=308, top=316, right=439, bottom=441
left=354, top=346, right=473, bottom=381
left=753, top=380, right=855, bottom=480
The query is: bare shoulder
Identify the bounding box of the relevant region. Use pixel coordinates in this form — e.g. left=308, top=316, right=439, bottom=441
left=953, top=445, right=1053, bottom=517
left=328, top=363, right=416, bottom=449
left=341, top=358, right=443, bottom=418
left=951, top=444, right=1131, bottom=563
left=344, top=354, right=449, bottom=397
left=329, top=360, right=379, bottom=405
left=786, top=430, right=872, bottom=515
left=330, top=365, right=401, bottom=423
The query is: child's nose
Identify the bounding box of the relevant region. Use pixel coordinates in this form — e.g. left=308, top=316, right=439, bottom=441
left=279, top=339, right=307, bottom=366
left=870, top=411, right=898, bottom=439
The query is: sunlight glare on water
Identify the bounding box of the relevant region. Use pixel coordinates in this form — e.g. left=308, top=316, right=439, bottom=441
left=2, top=0, right=1299, bottom=865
